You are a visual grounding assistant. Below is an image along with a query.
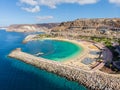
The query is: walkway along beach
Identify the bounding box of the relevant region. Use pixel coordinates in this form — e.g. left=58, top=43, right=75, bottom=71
left=9, top=48, right=120, bottom=90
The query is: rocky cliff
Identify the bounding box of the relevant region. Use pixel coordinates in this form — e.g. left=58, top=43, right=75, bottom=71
left=51, top=18, right=120, bottom=38
left=7, top=23, right=59, bottom=32
left=52, top=18, right=120, bottom=31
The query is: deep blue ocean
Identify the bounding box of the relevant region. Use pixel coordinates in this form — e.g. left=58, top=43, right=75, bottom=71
left=0, top=30, right=87, bottom=90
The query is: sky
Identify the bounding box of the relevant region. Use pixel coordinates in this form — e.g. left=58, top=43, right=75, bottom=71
left=0, top=0, right=120, bottom=26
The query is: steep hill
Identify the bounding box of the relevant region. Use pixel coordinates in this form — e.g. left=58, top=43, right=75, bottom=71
left=7, top=23, right=59, bottom=32
left=52, top=18, right=120, bottom=31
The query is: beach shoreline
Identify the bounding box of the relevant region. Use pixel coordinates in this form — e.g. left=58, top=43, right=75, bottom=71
left=23, top=35, right=99, bottom=70
left=8, top=48, right=120, bottom=90
left=8, top=33, right=120, bottom=90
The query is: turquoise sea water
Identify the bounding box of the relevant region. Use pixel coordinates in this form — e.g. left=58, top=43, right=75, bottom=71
left=0, top=30, right=87, bottom=90
left=23, top=40, right=83, bottom=61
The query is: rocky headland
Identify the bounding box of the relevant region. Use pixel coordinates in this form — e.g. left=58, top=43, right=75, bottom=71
left=6, top=23, right=59, bottom=32
left=22, top=34, right=40, bottom=43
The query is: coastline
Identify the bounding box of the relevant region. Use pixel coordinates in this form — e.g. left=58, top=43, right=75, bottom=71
left=8, top=48, right=120, bottom=90
left=8, top=34, right=120, bottom=89
left=0, top=28, right=7, bottom=30
left=23, top=35, right=93, bottom=70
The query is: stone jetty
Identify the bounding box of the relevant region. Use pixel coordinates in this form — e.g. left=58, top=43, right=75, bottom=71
left=23, top=34, right=39, bottom=43
left=9, top=48, right=120, bottom=90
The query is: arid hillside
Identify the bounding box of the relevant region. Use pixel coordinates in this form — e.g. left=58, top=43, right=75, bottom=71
left=7, top=23, right=59, bottom=32
left=52, top=18, right=120, bottom=31
left=51, top=18, right=120, bottom=38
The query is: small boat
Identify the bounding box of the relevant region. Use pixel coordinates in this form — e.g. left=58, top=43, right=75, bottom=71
left=35, top=52, right=44, bottom=56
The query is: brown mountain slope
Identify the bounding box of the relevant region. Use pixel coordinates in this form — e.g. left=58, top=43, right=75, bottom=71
left=7, top=23, right=59, bottom=32
left=52, top=18, right=120, bottom=31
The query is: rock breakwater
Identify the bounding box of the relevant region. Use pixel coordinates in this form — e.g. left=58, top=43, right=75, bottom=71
left=9, top=48, right=120, bottom=90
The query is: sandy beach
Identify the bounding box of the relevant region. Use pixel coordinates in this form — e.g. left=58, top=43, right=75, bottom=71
left=23, top=35, right=101, bottom=70
left=8, top=48, right=120, bottom=90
